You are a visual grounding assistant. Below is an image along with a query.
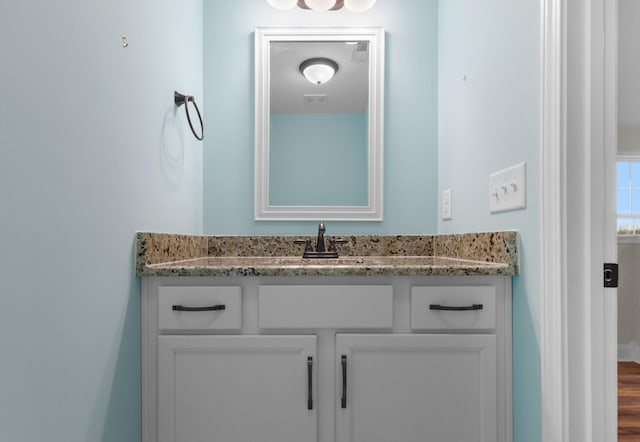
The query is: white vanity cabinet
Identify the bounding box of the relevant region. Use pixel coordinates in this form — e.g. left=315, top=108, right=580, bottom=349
left=158, top=335, right=317, bottom=442
left=142, top=276, right=512, bottom=442
left=336, top=334, right=496, bottom=442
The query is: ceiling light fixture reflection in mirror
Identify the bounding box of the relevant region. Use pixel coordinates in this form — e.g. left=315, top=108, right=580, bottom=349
left=255, top=27, right=385, bottom=221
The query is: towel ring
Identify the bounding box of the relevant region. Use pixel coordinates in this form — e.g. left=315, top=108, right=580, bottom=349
left=174, top=91, right=204, bottom=141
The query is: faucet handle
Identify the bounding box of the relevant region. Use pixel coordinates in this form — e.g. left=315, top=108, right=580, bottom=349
left=328, top=238, right=348, bottom=253
left=294, top=239, right=313, bottom=253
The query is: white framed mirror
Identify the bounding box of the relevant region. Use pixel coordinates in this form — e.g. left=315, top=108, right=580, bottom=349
left=254, top=27, right=385, bottom=221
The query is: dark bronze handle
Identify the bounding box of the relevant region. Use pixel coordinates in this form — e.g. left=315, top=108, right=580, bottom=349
left=307, top=357, right=313, bottom=410
left=341, top=355, right=347, bottom=409
left=294, top=239, right=313, bottom=252
left=429, top=304, right=483, bottom=311
left=328, top=238, right=348, bottom=252
left=172, top=304, right=226, bottom=312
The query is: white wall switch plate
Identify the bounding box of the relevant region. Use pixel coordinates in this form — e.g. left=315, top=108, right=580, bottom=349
left=442, top=188, right=452, bottom=220
left=489, top=162, right=526, bottom=213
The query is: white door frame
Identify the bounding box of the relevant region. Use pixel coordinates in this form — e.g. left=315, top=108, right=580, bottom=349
left=540, top=0, right=618, bottom=440
left=602, top=1, right=618, bottom=440
left=539, top=0, right=567, bottom=439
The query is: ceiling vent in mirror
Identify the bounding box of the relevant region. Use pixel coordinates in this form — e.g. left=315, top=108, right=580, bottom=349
left=268, top=0, right=376, bottom=12
left=303, top=94, right=328, bottom=106
left=351, top=41, right=369, bottom=63
left=355, top=41, right=369, bottom=52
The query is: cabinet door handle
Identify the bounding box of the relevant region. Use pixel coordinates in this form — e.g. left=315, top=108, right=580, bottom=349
left=172, top=304, right=226, bottom=312
left=341, top=355, right=347, bottom=409
left=429, top=304, right=483, bottom=311
left=307, top=357, right=313, bottom=410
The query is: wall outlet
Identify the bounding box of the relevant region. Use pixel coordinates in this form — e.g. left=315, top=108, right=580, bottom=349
left=489, top=162, right=526, bottom=213
left=442, top=188, right=452, bottom=220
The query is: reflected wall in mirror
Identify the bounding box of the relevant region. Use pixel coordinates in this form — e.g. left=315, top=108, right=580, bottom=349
left=255, top=27, right=384, bottom=221
left=270, top=41, right=368, bottom=207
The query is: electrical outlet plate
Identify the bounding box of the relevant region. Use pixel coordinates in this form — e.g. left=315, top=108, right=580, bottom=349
left=442, top=188, right=452, bottom=220
left=489, top=162, right=526, bottom=213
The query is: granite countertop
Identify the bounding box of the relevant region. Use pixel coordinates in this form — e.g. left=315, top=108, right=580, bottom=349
left=135, top=231, right=519, bottom=277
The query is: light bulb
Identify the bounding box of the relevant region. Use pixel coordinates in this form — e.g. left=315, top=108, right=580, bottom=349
left=267, top=0, right=297, bottom=10
left=304, top=0, right=336, bottom=11
left=303, top=64, right=335, bottom=84
left=344, top=0, right=376, bottom=12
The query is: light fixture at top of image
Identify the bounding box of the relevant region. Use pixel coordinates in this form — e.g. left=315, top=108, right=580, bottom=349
left=267, top=0, right=298, bottom=10
left=267, top=0, right=376, bottom=12
left=344, top=0, right=376, bottom=12
left=305, top=0, right=337, bottom=10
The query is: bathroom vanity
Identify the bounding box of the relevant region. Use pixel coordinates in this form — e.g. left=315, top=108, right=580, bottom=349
left=136, top=231, right=518, bottom=442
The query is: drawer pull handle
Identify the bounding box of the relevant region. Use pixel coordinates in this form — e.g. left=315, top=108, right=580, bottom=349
left=172, top=304, right=226, bottom=312
left=429, top=304, right=483, bottom=311
left=341, top=355, right=347, bottom=409
left=307, top=357, right=313, bottom=410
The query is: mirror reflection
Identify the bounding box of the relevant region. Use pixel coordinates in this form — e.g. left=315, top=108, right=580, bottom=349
left=254, top=27, right=384, bottom=221
left=269, top=41, right=369, bottom=206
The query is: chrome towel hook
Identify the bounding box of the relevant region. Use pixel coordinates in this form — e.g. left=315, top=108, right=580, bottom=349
left=174, top=91, right=204, bottom=141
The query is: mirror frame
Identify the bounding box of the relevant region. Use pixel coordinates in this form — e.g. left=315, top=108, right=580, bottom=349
left=254, top=27, right=385, bottom=221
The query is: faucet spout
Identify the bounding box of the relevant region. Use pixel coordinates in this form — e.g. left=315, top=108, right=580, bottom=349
left=294, top=222, right=345, bottom=258
left=316, top=223, right=326, bottom=252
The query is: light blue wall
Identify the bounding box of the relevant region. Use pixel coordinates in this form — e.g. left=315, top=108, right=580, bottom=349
left=0, top=1, right=542, bottom=440
left=270, top=112, right=367, bottom=206
left=437, top=1, right=541, bottom=442
left=0, top=1, right=203, bottom=441
left=203, top=0, right=439, bottom=235
left=205, top=3, right=541, bottom=440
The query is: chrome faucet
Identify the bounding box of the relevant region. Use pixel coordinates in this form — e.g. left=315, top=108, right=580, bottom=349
left=294, top=223, right=347, bottom=258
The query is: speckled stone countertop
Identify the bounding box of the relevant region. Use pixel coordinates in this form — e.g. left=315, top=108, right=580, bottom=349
left=135, top=231, right=519, bottom=277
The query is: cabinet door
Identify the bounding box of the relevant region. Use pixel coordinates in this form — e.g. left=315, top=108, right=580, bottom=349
left=336, top=334, right=496, bottom=442
left=159, top=335, right=317, bottom=442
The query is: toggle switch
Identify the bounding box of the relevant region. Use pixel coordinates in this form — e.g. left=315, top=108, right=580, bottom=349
left=489, top=162, right=526, bottom=213
left=442, top=188, right=452, bottom=220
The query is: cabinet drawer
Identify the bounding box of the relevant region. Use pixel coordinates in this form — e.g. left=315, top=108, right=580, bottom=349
left=158, top=286, right=241, bottom=331
left=411, top=286, right=496, bottom=330
left=259, top=285, right=393, bottom=329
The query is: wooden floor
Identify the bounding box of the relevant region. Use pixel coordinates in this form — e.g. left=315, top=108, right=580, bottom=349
left=619, top=362, right=640, bottom=441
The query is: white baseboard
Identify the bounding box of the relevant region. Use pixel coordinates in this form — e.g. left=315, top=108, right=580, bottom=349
left=618, top=343, right=640, bottom=363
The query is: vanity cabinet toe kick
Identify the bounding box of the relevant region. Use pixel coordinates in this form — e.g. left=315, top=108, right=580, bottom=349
left=142, top=276, right=512, bottom=442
